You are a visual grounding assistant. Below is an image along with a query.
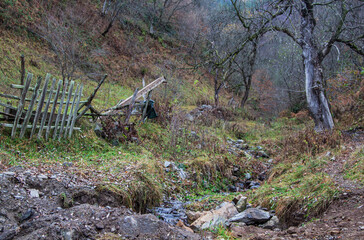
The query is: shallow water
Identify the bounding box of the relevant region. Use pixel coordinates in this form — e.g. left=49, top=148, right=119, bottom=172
left=151, top=199, right=188, bottom=225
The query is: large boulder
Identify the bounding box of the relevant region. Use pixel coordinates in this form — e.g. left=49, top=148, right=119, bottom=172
left=191, top=202, right=238, bottom=230
left=228, top=208, right=271, bottom=225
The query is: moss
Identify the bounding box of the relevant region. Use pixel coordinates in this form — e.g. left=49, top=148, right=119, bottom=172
left=59, top=192, right=74, bottom=208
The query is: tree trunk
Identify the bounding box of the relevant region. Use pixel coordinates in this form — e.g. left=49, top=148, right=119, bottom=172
left=300, top=0, right=334, bottom=131
left=240, top=80, right=251, bottom=108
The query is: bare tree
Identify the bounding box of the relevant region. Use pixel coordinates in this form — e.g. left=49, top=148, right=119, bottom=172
left=37, top=12, right=80, bottom=83
left=225, top=0, right=364, bottom=131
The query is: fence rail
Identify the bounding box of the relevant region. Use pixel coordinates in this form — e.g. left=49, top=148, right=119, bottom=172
left=0, top=72, right=84, bottom=140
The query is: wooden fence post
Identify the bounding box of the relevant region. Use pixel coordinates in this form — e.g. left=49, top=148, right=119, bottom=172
left=58, top=81, right=74, bottom=140
left=46, top=80, right=62, bottom=140
left=11, top=73, right=32, bottom=138
left=69, top=84, right=83, bottom=138
left=30, top=74, right=50, bottom=138
left=53, top=80, right=69, bottom=140
left=38, top=78, right=56, bottom=139
left=20, top=76, right=42, bottom=138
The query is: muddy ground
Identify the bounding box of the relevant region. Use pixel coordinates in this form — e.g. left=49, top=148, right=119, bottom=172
left=0, top=167, right=201, bottom=240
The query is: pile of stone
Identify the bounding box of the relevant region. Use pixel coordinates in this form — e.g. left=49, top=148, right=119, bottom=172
left=186, top=195, right=279, bottom=232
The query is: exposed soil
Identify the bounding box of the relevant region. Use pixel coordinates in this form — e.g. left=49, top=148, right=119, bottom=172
left=0, top=167, right=201, bottom=240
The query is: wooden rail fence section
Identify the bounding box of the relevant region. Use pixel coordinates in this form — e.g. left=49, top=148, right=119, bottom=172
left=0, top=73, right=83, bottom=140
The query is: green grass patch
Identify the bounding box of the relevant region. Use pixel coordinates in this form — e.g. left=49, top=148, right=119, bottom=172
left=247, top=157, right=340, bottom=225
left=344, top=147, right=364, bottom=184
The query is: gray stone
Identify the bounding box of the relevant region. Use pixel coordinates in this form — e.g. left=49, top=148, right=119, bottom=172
left=245, top=173, right=252, bottom=180
left=3, top=172, right=15, bottom=177
left=189, top=131, right=200, bottom=140
left=186, top=113, right=194, bottom=122
left=258, top=151, right=269, bottom=158
left=236, top=196, right=247, bottom=212
left=191, top=202, right=238, bottom=230
left=229, top=208, right=271, bottom=225
left=164, top=161, right=173, bottom=168
left=259, top=216, right=279, bottom=229
left=37, top=174, right=48, bottom=180
left=62, top=229, right=74, bottom=240
left=63, top=162, right=73, bottom=167
left=29, top=189, right=39, bottom=198
left=94, top=123, right=103, bottom=137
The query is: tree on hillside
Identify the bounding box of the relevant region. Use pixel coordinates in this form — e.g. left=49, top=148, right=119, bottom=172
left=227, top=0, right=364, bottom=131
left=37, top=12, right=81, bottom=83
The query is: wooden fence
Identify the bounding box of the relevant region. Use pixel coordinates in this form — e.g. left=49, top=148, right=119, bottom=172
left=0, top=73, right=84, bottom=140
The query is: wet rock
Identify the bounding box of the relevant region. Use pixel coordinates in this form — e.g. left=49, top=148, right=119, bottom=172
left=236, top=196, right=247, bottom=212
left=229, top=208, right=271, bottom=225
left=259, top=216, right=279, bottom=229
left=191, top=202, right=238, bottom=230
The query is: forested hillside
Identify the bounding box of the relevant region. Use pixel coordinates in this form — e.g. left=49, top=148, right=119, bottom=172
left=0, top=1, right=363, bottom=239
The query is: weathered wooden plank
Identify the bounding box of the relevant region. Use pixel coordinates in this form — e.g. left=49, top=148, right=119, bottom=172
left=46, top=80, right=62, bottom=140
left=10, top=84, right=83, bottom=96
left=20, top=55, right=25, bottom=86
left=30, top=74, right=50, bottom=138
left=0, top=101, right=16, bottom=110
left=53, top=80, right=69, bottom=140
left=77, top=74, right=107, bottom=113
left=69, top=84, right=83, bottom=138
left=11, top=73, right=32, bottom=138
left=125, top=88, right=139, bottom=124
left=38, top=78, right=56, bottom=139
left=0, top=92, right=86, bottom=104
left=1, top=123, right=80, bottom=130
left=58, top=81, right=74, bottom=140
left=103, top=76, right=166, bottom=115
left=20, top=76, right=42, bottom=138
left=65, top=84, right=79, bottom=135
